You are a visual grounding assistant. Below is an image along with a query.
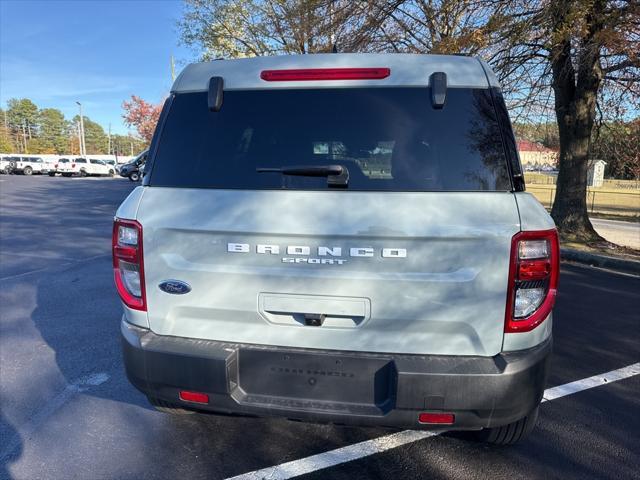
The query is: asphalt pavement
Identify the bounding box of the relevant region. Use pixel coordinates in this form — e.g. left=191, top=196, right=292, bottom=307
left=591, top=218, right=640, bottom=249
left=1, top=175, right=638, bottom=480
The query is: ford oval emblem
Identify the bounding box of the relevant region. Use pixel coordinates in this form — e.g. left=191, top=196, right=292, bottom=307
left=158, top=280, right=191, bottom=295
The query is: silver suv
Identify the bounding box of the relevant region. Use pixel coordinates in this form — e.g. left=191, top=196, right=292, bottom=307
left=115, top=54, right=559, bottom=445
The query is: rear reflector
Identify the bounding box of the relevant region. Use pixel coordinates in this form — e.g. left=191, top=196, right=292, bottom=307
left=260, top=68, right=390, bottom=82
left=179, top=391, right=209, bottom=404
left=418, top=412, right=455, bottom=425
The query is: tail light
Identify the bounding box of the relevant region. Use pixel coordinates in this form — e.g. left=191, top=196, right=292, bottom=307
left=505, top=229, right=559, bottom=332
left=260, top=67, right=390, bottom=81
left=112, top=218, right=146, bottom=311
left=55, top=163, right=58, bottom=168
left=71, top=163, right=76, bottom=168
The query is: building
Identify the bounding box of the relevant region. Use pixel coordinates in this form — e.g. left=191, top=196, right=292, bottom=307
left=517, top=140, right=559, bottom=168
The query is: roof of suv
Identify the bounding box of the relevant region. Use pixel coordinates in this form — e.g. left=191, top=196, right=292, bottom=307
left=172, top=53, right=499, bottom=93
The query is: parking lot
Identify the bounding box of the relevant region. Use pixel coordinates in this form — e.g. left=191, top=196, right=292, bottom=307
left=0, top=175, right=638, bottom=480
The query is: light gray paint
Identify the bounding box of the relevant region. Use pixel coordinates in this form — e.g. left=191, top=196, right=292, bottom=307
left=172, top=53, right=499, bottom=92
left=134, top=189, right=521, bottom=356
left=503, top=314, right=553, bottom=351
left=515, top=192, right=556, bottom=231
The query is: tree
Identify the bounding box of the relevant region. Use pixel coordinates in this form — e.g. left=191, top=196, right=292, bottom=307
left=122, top=95, right=163, bottom=143
left=0, top=108, right=15, bottom=152
left=178, top=0, right=389, bottom=58
left=38, top=108, right=69, bottom=154
left=111, top=134, right=147, bottom=157
left=592, top=119, right=640, bottom=180
left=72, top=115, right=108, bottom=154
left=6, top=98, right=39, bottom=152
left=544, top=0, right=638, bottom=240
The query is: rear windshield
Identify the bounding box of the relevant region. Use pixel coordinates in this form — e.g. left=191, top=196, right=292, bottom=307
left=149, top=88, right=511, bottom=191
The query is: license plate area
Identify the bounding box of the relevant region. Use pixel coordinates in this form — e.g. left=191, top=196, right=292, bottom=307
left=233, top=349, right=396, bottom=414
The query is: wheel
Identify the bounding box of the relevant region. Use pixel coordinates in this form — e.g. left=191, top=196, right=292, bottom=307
left=147, top=396, right=196, bottom=415
left=62, top=173, right=72, bottom=177
left=23, top=166, right=33, bottom=175
left=129, top=172, right=140, bottom=182
left=108, top=169, right=115, bottom=177
left=48, top=172, right=56, bottom=177
left=475, top=406, right=539, bottom=445
left=79, top=169, right=87, bottom=177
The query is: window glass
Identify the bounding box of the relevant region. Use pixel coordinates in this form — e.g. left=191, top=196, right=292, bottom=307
left=150, top=88, right=511, bottom=191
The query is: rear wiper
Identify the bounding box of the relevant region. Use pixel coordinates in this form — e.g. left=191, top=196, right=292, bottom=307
left=257, top=164, right=349, bottom=188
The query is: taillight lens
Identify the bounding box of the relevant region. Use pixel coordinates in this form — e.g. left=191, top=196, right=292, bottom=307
left=260, top=67, right=390, bottom=81
left=71, top=163, right=76, bottom=168
left=112, top=219, right=145, bottom=311
left=505, top=229, right=559, bottom=332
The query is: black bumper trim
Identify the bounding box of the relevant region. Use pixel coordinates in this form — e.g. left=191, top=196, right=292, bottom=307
left=121, top=319, right=551, bottom=430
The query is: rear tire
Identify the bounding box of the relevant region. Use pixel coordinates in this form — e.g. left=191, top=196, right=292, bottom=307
left=108, top=169, right=115, bottom=177
left=79, top=169, right=87, bottom=177
left=147, top=396, right=196, bottom=415
left=23, top=166, right=33, bottom=175
left=475, top=406, right=539, bottom=445
left=62, top=173, right=72, bottom=177
left=129, top=172, right=140, bottom=182
left=48, top=172, right=56, bottom=177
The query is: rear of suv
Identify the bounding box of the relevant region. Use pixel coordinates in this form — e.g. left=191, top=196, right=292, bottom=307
left=115, top=54, right=559, bottom=445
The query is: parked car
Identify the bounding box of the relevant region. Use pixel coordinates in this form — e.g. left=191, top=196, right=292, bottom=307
left=88, top=158, right=116, bottom=176
left=12, top=156, right=49, bottom=175
left=119, top=150, right=147, bottom=181
left=115, top=54, right=559, bottom=445
left=57, top=157, right=83, bottom=177
left=56, top=157, right=114, bottom=177
left=0, top=156, right=15, bottom=174
left=103, top=159, right=119, bottom=173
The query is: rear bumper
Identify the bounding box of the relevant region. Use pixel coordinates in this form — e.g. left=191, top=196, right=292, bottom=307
left=121, top=319, right=551, bottom=430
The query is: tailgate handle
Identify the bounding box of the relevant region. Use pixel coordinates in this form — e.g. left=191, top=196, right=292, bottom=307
left=259, top=293, right=371, bottom=329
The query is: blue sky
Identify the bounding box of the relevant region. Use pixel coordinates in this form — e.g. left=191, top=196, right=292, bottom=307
left=0, top=0, right=193, bottom=134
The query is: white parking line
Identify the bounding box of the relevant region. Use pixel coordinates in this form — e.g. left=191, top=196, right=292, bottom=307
left=227, top=362, right=640, bottom=480
left=0, top=372, right=110, bottom=462
left=542, top=362, right=640, bottom=402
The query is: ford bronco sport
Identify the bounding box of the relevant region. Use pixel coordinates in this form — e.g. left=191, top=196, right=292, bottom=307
left=115, top=54, right=559, bottom=445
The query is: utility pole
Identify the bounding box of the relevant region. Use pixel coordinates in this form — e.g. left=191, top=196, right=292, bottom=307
left=77, top=122, right=82, bottom=155
left=108, top=123, right=112, bottom=155
left=22, top=122, right=28, bottom=153
left=76, top=101, right=86, bottom=156
left=171, top=54, right=176, bottom=82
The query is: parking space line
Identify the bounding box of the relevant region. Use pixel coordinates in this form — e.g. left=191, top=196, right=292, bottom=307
left=542, top=362, right=640, bottom=402
left=226, top=362, right=640, bottom=480
left=0, top=253, right=109, bottom=282
left=3, top=252, right=78, bottom=262
left=0, top=372, right=109, bottom=462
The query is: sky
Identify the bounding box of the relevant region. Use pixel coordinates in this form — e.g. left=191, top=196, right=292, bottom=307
left=0, top=0, right=193, bottom=134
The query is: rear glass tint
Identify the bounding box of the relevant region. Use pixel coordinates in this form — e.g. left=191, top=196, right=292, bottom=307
left=150, top=88, right=511, bottom=191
